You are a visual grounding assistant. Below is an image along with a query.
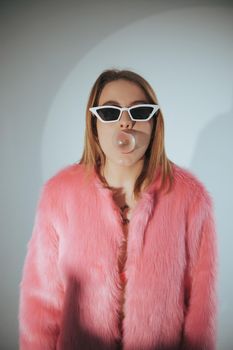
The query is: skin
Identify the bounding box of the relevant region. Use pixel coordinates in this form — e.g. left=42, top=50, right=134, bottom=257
left=96, top=79, right=154, bottom=208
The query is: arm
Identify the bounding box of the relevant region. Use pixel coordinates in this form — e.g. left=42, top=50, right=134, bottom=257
left=181, top=188, right=219, bottom=350
left=18, top=182, right=64, bottom=350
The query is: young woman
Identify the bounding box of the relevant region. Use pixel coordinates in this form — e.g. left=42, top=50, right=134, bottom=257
left=18, top=69, right=218, bottom=350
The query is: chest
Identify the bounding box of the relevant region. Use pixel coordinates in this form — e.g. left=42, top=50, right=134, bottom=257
left=58, top=187, right=186, bottom=287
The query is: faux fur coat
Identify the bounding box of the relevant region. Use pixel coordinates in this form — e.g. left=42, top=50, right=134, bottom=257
left=18, top=162, right=218, bottom=350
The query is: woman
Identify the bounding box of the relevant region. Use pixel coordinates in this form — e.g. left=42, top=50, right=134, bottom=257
left=18, top=69, right=218, bottom=350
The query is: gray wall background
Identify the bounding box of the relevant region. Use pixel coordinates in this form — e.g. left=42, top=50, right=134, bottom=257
left=1, top=1, right=232, bottom=349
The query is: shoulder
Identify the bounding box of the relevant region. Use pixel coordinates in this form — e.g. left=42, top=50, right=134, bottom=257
left=38, top=162, right=89, bottom=202
left=46, top=162, right=86, bottom=185
left=170, top=162, right=213, bottom=207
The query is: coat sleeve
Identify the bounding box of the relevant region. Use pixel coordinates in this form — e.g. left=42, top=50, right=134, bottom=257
left=181, top=187, right=219, bottom=350
left=18, top=182, right=64, bottom=350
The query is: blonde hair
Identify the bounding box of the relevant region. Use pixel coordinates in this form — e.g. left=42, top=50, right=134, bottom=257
left=79, top=68, right=174, bottom=200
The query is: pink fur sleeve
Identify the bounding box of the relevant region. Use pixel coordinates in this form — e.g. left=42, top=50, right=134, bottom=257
left=181, top=188, right=219, bottom=350
left=18, top=183, right=63, bottom=349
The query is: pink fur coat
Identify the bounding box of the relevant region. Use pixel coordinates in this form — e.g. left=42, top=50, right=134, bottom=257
left=18, top=162, right=218, bottom=349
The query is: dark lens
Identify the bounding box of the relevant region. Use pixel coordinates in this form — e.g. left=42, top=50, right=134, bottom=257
left=130, top=106, right=154, bottom=120
left=98, top=107, right=120, bottom=121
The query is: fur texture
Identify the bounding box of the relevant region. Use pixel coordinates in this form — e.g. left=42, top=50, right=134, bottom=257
left=18, top=162, right=218, bottom=350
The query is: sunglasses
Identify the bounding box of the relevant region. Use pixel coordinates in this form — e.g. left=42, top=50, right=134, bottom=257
left=89, top=104, right=160, bottom=123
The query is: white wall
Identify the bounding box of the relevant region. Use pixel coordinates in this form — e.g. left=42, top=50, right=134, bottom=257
left=1, top=0, right=232, bottom=349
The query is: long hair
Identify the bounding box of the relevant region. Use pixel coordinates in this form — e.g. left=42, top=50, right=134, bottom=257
left=78, top=68, right=174, bottom=200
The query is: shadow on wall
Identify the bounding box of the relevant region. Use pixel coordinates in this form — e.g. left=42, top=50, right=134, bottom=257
left=190, top=94, right=233, bottom=348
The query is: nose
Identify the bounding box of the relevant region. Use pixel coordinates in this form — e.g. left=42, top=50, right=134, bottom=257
left=119, top=110, right=134, bottom=129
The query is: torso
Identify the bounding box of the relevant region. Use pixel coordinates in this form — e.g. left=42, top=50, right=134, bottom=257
left=113, top=190, right=137, bottom=220
left=112, top=190, right=138, bottom=349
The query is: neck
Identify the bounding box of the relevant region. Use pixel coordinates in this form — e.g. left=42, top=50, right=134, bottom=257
left=100, top=157, right=144, bottom=195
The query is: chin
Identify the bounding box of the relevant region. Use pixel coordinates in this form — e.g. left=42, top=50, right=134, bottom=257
left=112, top=154, right=145, bottom=167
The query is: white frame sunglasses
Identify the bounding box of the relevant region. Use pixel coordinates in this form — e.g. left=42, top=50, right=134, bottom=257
left=89, top=104, right=160, bottom=123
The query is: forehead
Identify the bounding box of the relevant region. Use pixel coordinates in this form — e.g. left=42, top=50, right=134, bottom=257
left=98, top=79, right=148, bottom=105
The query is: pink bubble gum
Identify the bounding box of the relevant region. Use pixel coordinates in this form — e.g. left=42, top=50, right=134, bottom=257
left=112, top=129, right=148, bottom=154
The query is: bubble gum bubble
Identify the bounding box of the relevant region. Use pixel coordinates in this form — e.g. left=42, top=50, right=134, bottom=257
left=113, top=130, right=136, bottom=153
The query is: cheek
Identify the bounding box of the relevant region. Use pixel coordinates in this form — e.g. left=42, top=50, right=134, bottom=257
left=96, top=122, right=113, bottom=150
left=149, top=120, right=154, bottom=138
left=137, top=120, right=153, bottom=137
